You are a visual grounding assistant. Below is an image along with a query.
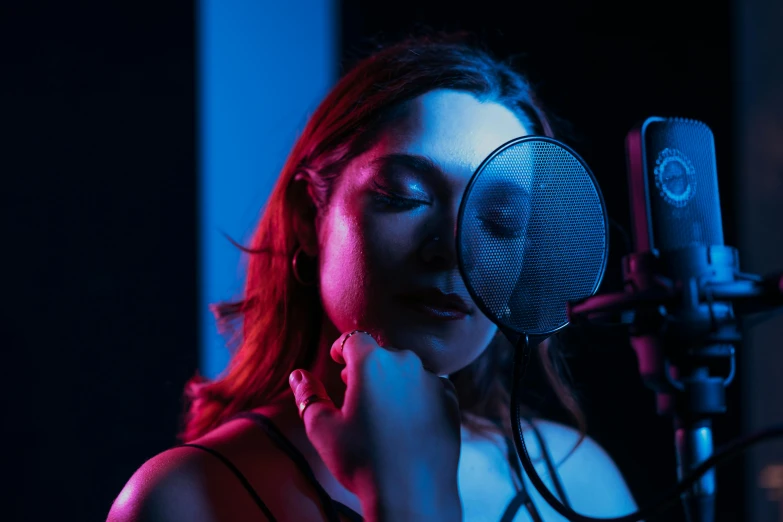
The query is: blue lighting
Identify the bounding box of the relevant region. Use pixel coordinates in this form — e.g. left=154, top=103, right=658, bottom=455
left=198, top=1, right=337, bottom=378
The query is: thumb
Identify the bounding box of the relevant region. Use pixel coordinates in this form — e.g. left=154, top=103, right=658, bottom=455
left=289, top=369, right=338, bottom=434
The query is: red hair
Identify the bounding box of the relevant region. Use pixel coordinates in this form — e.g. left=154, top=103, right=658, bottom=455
left=180, top=32, right=585, bottom=444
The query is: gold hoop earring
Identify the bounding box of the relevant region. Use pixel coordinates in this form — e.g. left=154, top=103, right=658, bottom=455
left=292, top=246, right=317, bottom=286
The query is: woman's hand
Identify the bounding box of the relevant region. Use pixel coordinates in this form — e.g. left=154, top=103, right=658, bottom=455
left=288, top=330, right=462, bottom=522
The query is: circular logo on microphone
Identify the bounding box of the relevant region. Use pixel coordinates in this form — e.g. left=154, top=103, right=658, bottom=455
left=654, top=148, right=696, bottom=207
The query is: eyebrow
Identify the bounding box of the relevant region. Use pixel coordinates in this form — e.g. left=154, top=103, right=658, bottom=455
left=369, top=153, right=444, bottom=180
left=369, top=153, right=532, bottom=198
left=484, top=180, right=531, bottom=198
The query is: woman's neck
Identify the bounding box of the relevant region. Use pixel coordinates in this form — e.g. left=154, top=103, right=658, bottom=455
left=248, top=319, right=359, bottom=506
left=253, top=316, right=347, bottom=427
left=308, top=317, right=349, bottom=407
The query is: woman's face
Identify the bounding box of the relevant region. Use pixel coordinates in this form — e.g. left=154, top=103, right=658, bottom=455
left=317, top=89, right=530, bottom=375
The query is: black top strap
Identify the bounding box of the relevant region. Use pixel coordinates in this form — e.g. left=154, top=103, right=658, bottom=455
left=334, top=501, right=364, bottom=522
left=235, top=411, right=361, bottom=522
left=502, top=433, right=544, bottom=522
left=527, top=420, right=572, bottom=508
left=189, top=410, right=566, bottom=522
left=500, top=489, right=543, bottom=522
left=180, top=443, right=277, bottom=522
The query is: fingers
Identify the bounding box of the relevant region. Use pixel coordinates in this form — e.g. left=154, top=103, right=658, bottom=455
left=289, top=369, right=338, bottom=431
left=329, top=330, right=377, bottom=365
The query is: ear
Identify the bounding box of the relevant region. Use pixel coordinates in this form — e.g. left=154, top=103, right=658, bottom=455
left=290, top=173, right=319, bottom=257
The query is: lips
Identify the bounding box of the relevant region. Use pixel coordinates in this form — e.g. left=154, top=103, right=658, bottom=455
left=397, top=287, right=473, bottom=320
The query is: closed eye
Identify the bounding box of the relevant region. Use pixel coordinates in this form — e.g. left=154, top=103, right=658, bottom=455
left=477, top=204, right=529, bottom=239
left=479, top=216, right=526, bottom=238
left=371, top=190, right=428, bottom=211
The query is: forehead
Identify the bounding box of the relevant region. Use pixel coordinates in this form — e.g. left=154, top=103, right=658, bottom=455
left=381, top=89, right=530, bottom=180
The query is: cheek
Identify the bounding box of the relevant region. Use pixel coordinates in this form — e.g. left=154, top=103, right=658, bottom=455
left=317, top=208, right=416, bottom=330
left=435, top=314, right=499, bottom=376
left=363, top=214, right=414, bottom=268
left=318, top=210, right=368, bottom=324
left=318, top=204, right=407, bottom=328
left=465, top=314, right=500, bottom=361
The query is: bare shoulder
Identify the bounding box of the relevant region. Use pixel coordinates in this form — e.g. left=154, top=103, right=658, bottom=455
left=530, top=419, right=639, bottom=517
left=106, top=445, right=223, bottom=522
left=106, top=420, right=283, bottom=522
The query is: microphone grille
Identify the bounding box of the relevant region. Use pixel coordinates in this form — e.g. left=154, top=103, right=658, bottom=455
left=643, top=117, right=724, bottom=250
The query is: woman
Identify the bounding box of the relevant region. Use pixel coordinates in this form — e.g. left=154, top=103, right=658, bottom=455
left=108, top=33, right=639, bottom=521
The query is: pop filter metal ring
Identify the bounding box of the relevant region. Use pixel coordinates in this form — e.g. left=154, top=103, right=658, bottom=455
left=456, top=135, right=610, bottom=339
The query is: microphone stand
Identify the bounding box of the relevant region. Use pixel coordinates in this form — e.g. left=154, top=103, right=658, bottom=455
left=503, top=241, right=783, bottom=522
left=570, top=244, right=752, bottom=522
left=631, top=332, right=733, bottom=522
left=627, top=246, right=745, bottom=522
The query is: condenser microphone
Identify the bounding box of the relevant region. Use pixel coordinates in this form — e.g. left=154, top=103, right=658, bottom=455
left=624, top=117, right=738, bottom=522
left=565, top=117, right=783, bottom=522
left=625, top=116, right=724, bottom=254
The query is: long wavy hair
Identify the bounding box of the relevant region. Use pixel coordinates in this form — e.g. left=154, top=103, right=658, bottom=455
left=180, top=31, right=585, bottom=446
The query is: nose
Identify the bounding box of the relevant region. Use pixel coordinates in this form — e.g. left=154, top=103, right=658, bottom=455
left=419, top=229, right=458, bottom=270
left=418, top=196, right=462, bottom=270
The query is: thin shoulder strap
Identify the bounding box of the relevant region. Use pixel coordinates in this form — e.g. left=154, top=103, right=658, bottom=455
left=527, top=420, right=572, bottom=508
left=334, top=501, right=365, bottom=522
left=502, top=433, right=544, bottom=522
left=234, top=411, right=348, bottom=522
left=180, top=443, right=277, bottom=522
left=499, top=489, right=543, bottom=522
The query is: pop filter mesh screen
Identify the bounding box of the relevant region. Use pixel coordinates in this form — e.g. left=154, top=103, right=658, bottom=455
left=457, top=137, right=609, bottom=335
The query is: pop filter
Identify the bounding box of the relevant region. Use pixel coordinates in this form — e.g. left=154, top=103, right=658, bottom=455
left=456, top=136, right=609, bottom=341
left=455, top=136, right=653, bottom=522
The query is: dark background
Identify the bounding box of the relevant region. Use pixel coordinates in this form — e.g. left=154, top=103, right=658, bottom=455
left=2, top=1, right=743, bottom=520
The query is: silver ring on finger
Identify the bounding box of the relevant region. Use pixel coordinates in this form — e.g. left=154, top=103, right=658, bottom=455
left=298, top=393, right=330, bottom=418
left=340, top=329, right=373, bottom=355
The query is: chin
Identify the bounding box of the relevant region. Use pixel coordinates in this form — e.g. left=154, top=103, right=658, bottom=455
left=373, top=326, right=483, bottom=376
left=427, top=355, right=478, bottom=377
